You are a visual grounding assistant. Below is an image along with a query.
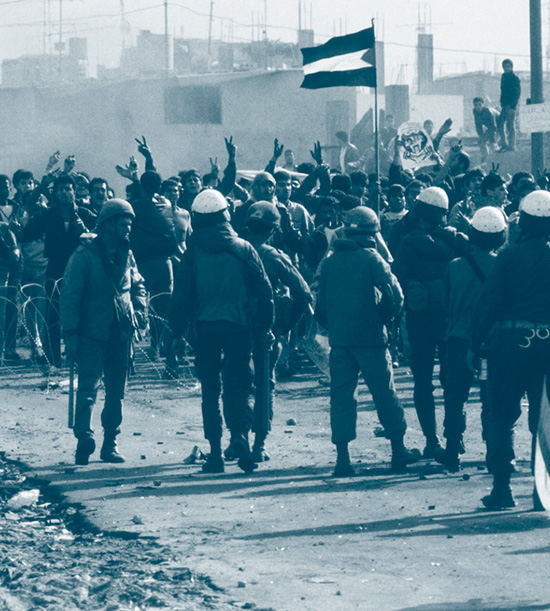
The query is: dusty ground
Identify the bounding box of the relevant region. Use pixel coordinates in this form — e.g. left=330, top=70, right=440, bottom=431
left=0, top=345, right=550, bottom=611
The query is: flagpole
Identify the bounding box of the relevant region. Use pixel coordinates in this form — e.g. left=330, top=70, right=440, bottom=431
left=371, top=18, right=380, bottom=217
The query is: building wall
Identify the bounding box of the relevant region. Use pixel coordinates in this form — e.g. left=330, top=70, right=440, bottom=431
left=0, top=70, right=356, bottom=195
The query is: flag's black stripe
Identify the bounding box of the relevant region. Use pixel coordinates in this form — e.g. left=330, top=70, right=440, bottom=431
left=301, top=67, right=377, bottom=90
left=301, top=27, right=374, bottom=66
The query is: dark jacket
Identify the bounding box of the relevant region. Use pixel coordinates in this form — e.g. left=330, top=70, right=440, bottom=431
left=444, top=247, right=497, bottom=341
left=316, top=236, right=403, bottom=347
left=60, top=236, right=147, bottom=342
left=248, top=237, right=312, bottom=332
left=471, top=237, right=550, bottom=353
left=130, top=195, right=177, bottom=264
left=19, top=203, right=95, bottom=280
left=500, top=72, right=521, bottom=109
left=169, top=222, right=273, bottom=338
left=393, top=226, right=464, bottom=317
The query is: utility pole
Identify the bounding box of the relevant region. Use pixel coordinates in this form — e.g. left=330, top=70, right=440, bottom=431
left=530, top=0, right=544, bottom=175
left=164, top=0, right=169, bottom=75
left=207, top=0, right=214, bottom=71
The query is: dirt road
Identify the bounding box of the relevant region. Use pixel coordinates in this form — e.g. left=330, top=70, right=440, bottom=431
left=0, top=352, right=549, bottom=611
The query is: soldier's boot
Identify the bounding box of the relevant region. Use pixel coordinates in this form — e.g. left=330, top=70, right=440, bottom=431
left=333, top=441, right=355, bottom=477
left=435, top=439, right=461, bottom=473
left=100, top=434, right=126, bottom=463
left=202, top=438, right=225, bottom=473
left=75, top=436, right=96, bottom=466
left=233, top=433, right=257, bottom=474
left=482, top=473, right=516, bottom=510
left=390, top=437, right=421, bottom=472
left=252, top=434, right=270, bottom=463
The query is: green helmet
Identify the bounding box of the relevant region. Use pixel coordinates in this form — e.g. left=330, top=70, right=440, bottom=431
left=246, top=201, right=281, bottom=228
left=96, top=198, right=135, bottom=225
left=344, top=206, right=380, bottom=234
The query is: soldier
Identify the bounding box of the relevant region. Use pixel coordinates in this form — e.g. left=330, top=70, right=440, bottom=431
left=393, top=187, right=466, bottom=459
left=316, top=206, right=420, bottom=476
left=470, top=190, right=550, bottom=509
left=243, top=202, right=313, bottom=462
left=170, top=190, right=274, bottom=474
left=60, top=199, right=147, bottom=465
left=441, top=207, right=507, bottom=472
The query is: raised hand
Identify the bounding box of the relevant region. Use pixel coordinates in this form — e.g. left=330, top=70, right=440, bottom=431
left=225, top=136, right=237, bottom=159
left=273, top=138, right=284, bottom=160
left=310, top=140, right=323, bottom=165
left=64, top=154, right=76, bottom=174
left=115, top=156, right=139, bottom=180
left=135, top=135, right=151, bottom=158
left=209, top=156, right=220, bottom=176
left=46, top=151, right=61, bottom=172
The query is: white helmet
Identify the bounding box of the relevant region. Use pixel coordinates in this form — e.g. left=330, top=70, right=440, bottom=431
left=416, top=186, right=448, bottom=210
left=519, top=190, right=550, bottom=217
left=191, top=189, right=228, bottom=214
left=471, top=207, right=507, bottom=233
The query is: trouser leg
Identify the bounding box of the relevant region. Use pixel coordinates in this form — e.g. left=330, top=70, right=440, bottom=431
left=73, top=336, right=105, bottom=440
left=329, top=346, right=360, bottom=444
left=354, top=346, right=406, bottom=440
left=101, top=333, right=129, bottom=438
left=222, top=329, right=254, bottom=438
left=443, top=337, right=472, bottom=446
left=194, top=331, right=224, bottom=443
left=486, top=330, right=534, bottom=475
left=407, top=315, right=443, bottom=446
left=506, top=108, right=516, bottom=148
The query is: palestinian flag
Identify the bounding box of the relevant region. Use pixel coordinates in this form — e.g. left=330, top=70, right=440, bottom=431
left=301, top=26, right=376, bottom=90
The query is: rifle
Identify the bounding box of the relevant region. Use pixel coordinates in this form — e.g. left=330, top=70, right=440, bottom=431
left=68, top=359, right=75, bottom=429
left=255, top=332, right=273, bottom=436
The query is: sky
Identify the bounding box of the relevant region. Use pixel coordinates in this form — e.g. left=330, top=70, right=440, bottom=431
left=0, top=0, right=540, bottom=82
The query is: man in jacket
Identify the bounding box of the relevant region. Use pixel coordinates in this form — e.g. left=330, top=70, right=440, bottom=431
left=61, top=199, right=147, bottom=465
left=497, top=58, right=521, bottom=153
left=393, top=187, right=466, bottom=459
left=170, top=190, right=274, bottom=474
left=130, top=171, right=177, bottom=363
left=243, top=201, right=312, bottom=462
left=316, top=206, right=420, bottom=476
left=470, top=190, right=550, bottom=509
left=19, top=173, right=96, bottom=368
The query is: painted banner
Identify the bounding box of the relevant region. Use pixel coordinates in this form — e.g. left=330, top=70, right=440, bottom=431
left=397, top=122, right=436, bottom=171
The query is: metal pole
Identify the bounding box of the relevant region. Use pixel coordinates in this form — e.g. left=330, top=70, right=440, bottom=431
left=207, top=0, right=214, bottom=71
left=164, top=0, right=169, bottom=76
left=530, top=0, right=544, bottom=175
left=58, top=0, right=62, bottom=79
left=372, top=19, right=380, bottom=216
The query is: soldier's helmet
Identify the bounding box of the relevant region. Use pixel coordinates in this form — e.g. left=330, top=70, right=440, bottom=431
left=469, top=206, right=507, bottom=249
left=519, top=190, right=550, bottom=235
left=245, top=201, right=281, bottom=228
left=191, top=189, right=228, bottom=214
left=344, top=206, right=380, bottom=234
left=96, top=198, right=135, bottom=225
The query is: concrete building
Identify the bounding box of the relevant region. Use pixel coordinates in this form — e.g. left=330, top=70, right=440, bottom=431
left=2, top=38, right=88, bottom=86
left=0, top=70, right=359, bottom=194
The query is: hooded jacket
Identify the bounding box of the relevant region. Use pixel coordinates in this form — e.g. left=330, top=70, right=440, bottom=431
left=170, top=221, right=273, bottom=337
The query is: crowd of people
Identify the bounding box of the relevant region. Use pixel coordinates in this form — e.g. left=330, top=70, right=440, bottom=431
left=0, top=59, right=548, bottom=511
